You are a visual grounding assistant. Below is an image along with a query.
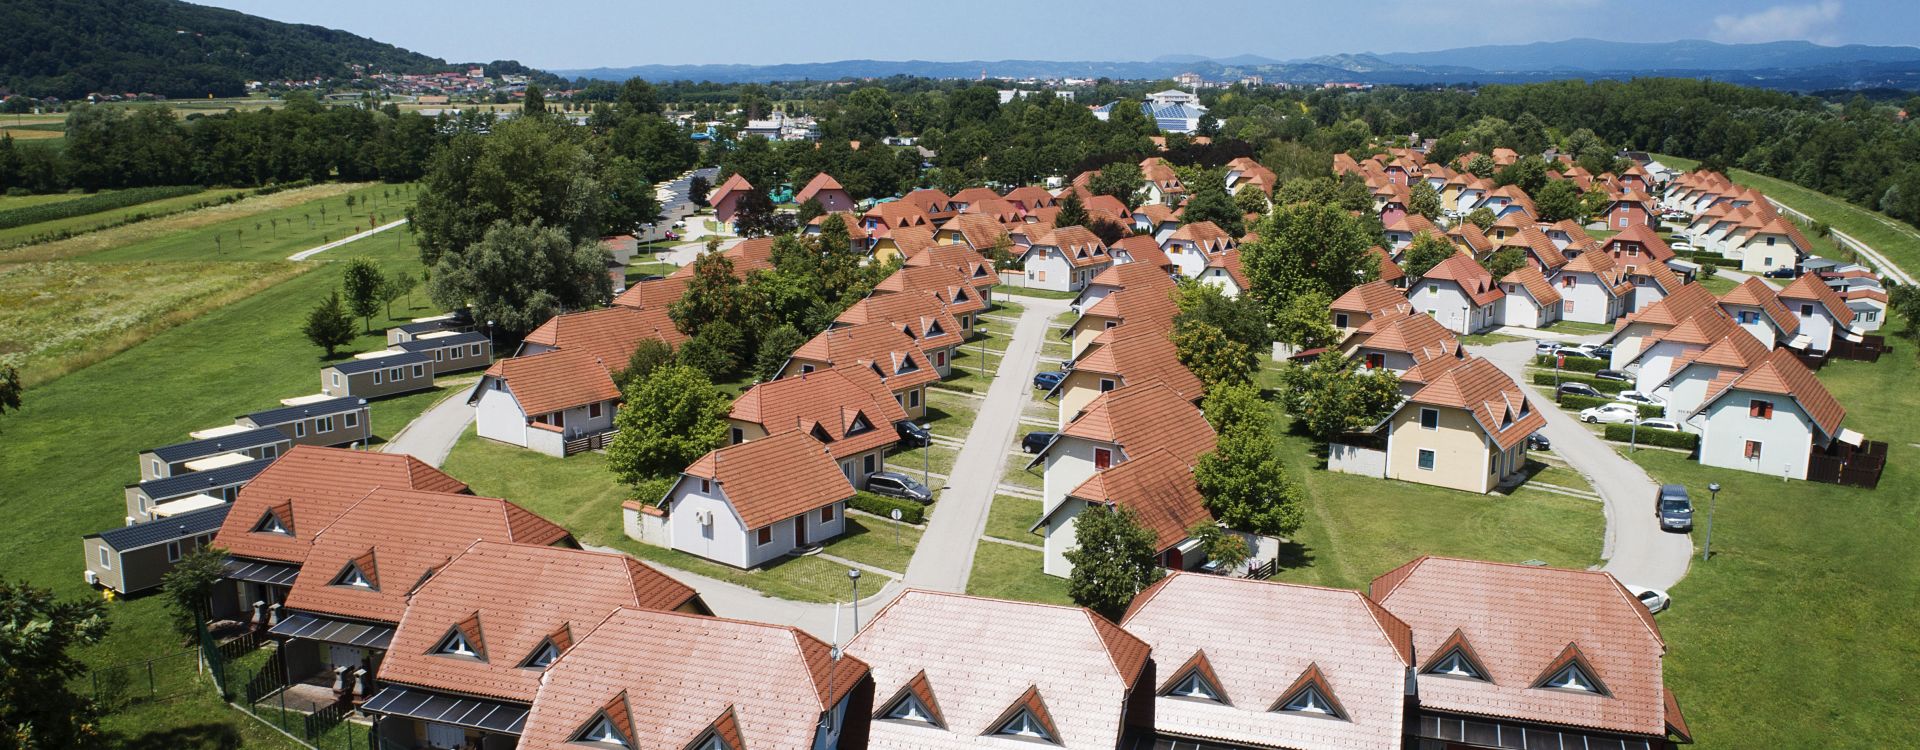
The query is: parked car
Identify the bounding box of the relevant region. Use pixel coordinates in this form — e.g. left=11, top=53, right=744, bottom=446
left=1021, top=431, right=1056, bottom=453
left=1554, top=345, right=1599, bottom=359
left=1588, top=345, right=1613, bottom=362
left=1033, top=370, right=1066, bottom=390
left=1636, top=418, right=1684, bottom=432
left=895, top=421, right=931, bottom=447
left=1535, top=340, right=1561, bottom=355
left=671, top=220, right=687, bottom=229
left=1526, top=432, right=1552, bottom=451
left=1670, top=241, right=1695, bottom=253
left=1764, top=266, right=1800, bottom=279
left=1593, top=369, right=1630, bottom=382
left=663, top=230, right=680, bottom=240
left=865, top=472, right=934, bottom=503
left=1656, top=483, right=1694, bottom=532
left=1626, top=584, right=1672, bottom=615
left=1557, top=382, right=1603, bottom=399
left=1579, top=403, right=1640, bottom=424
left=1616, top=390, right=1662, bottom=406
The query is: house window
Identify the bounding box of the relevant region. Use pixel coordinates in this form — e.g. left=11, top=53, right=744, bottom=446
left=99, top=547, right=111, bottom=569
left=1168, top=671, right=1222, bottom=702
left=389, top=368, right=402, bottom=382
left=1099, top=378, right=1116, bottom=392
left=935, top=351, right=946, bottom=368
left=138, top=495, right=149, bottom=514
left=1365, top=353, right=1385, bottom=370
left=731, top=427, right=745, bottom=444
left=1417, top=449, right=1436, bottom=471
left=757, top=527, right=773, bottom=546
left=1800, top=304, right=1813, bottom=317
left=996, top=710, right=1053, bottom=742
left=909, top=389, right=922, bottom=408
left=434, top=349, right=443, bottom=362
left=1618, top=216, right=1628, bottom=228
left=1562, top=276, right=1576, bottom=288
left=316, top=416, right=334, bottom=433
left=1767, top=236, right=1776, bottom=246
left=1335, top=313, right=1349, bottom=328
left=470, top=344, right=482, bottom=357
left=864, top=454, right=877, bottom=475
left=294, top=421, right=306, bottom=438
left=1427, top=284, right=1438, bottom=297
left=800, top=364, right=815, bottom=374
left=343, top=411, right=358, bottom=429
left=373, top=370, right=383, bottom=385
left=589, top=402, right=602, bottom=419
left=1749, top=400, right=1774, bottom=419
left=1104, top=321, right=1118, bottom=330
left=820, top=505, right=835, bottom=523
left=152, top=459, right=162, bottom=476
left=412, top=364, right=424, bottom=378
left=1420, top=408, right=1439, bottom=430
left=331, top=372, right=342, bottom=387
left=1745, top=440, right=1763, bottom=459
left=700, top=479, right=711, bottom=494
left=1094, top=448, right=1112, bottom=470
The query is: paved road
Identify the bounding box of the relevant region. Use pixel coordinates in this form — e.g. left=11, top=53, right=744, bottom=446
left=378, top=385, right=477, bottom=468
left=903, top=294, right=1071, bottom=592
left=1475, top=340, right=1694, bottom=591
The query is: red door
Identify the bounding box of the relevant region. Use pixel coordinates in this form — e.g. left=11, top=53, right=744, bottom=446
left=795, top=518, right=808, bottom=547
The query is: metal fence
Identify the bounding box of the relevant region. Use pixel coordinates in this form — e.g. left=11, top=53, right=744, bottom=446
left=205, top=628, right=375, bottom=750
left=85, top=648, right=204, bottom=712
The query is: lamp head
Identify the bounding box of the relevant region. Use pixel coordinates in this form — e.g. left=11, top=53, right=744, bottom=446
left=848, top=568, right=861, bottom=581
left=1709, top=482, right=1721, bottom=493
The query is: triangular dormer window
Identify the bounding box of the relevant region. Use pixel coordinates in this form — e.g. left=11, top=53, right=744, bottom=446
left=689, top=735, right=729, bottom=750
left=926, top=320, right=945, bottom=337
left=331, top=557, right=376, bottom=591
left=1535, top=643, right=1611, bottom=696
left=989, top=686, right=1059, bottom=743
left=1272, top=664, right=1347, bottom=720
left=1159, top=650, right=1229, bottom=704
left=886, top=693, right=939, bottom=725
left=901, top=324, right=917, bottom=339
left=896, top=355, right=919, bottom=374
left=810, top=422, right=834, bottom=443
left=253, top=509, right=291, bottom=536
left=435, top=627, right=482, bottom=660
left=1542, top=662, right=1605, bottom=694
left=1501, top=407, right=1514, bottom=429
left=573, top=715, right=629, bottom=747
left=1169, top=671, right=1222, bottom=702
left=870, top=362, right=886, bottom=379
left=522, top=639, right=560, bottom=669
left=953, top=288, right=970, bottom=302
left=880, top=670, right=946, bottom=728
left=847, top=411, right=873, bottom=435
left=1422, top=629, right=1489, bottom=681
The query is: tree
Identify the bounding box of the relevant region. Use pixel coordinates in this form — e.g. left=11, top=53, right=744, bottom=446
left=688, top=175, right=711, bottom=208
left=522, top=84, right=546, bottom=116
left=159, top=545, right=226, bottom=645
left=428, top=221, right=613, bottom=335
left=1408, top=181, right=1443, bottom=220
left=1275, top=355, right=1403, bottom=441
left=1175, top=280, right=1270, bottom=353
left=0, top=581, right=112, bottom=750
left=1064, top=505, right=1164, bottom=619
left=613, top=339, right=675, bottom=391
left=1402, top=232, right=1458, bottom=278
left=605, top=365, right=731, bottom=486
left=669, top=251, right=746, bottom=337
left=1174, top=320, right=1256, bottom=389
left=1195, top=428, right=1303, bottom=537
left=1465, top=153, right=1496, bottom=178
left=410, top=116, right=605, bottom=267
left=340, top=257, right=387, bottom=333
left=676, top=319, right=745, bottom=377
left=1465, top=207, right=1495, bottom=231
left=1234, top=186, right=1270, bottom=219
left=730, top=188, right=788, bottom=237
left=1533, top=179, right=1586, bottom=223
left=1495, top=156, right=1549, bottom=195
left=1271, top=290, right=1340, bottom=351
left=1180, top=183, right=1245, bottom=237
left=1241, top=202, right=1376, bottom=313
left=379, top=271, right=416, bottom=319
left=754, top=323, right=807, bottom=381
left=1188, top=522, right=1250, bottom=573
left=1481, top=248, right=1527, bottom=280
left=1086, top=162, right=1143, bottom=203
left=302, top=291, right=358, bottom=358
left=1200, top=382, right=1268, bottom=435
left=795, top=198, right=826, bottom=225
left=1053, top=191, right=1090, bottom=230
left=1699, top=262, right=1719, bottom=282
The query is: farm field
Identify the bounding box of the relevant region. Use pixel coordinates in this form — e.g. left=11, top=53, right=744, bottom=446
left=0, top=187, right=250, bottom=248
left=1, top=182, right=383, bottom=262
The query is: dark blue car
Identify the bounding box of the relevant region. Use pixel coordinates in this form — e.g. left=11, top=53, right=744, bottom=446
left=1033, top=370, right=1065, bottom=390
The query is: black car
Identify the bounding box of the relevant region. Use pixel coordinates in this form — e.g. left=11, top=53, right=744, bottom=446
left=865, top=472, right=934, bottom=503
left=895, top=421, right=931, bottom=447
left=1593, top=369, right=1630, bottom=382
left=1033, top=370, right=1066, bottom=390
left=1588, top=346, right=1614, bottom=362
left=1556, top=382, right=1603, bottom=399
left=1527, top=432, right=1552, bottom=451
left=1763, top=266, right=1800, bottom=279
left=1022, top=431, right=1056, bottom=453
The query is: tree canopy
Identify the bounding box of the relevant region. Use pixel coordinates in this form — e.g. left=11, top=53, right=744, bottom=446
left=426, top=221, right=612, bottom=336
left=605, top=365, right=731, bottom=486
left=1065, top=505, right=1164, bottom=620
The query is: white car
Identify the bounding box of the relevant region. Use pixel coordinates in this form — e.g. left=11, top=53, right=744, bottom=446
left=1626, top=585, right=1671, bottom=614
left=1616, top=390, right=1662, bottom=407
left=1555, top=344, right=1600, bottom=359
left=1635, top=418, right=1684, bottom=431
left=1671, top=242, right=1694, bottom=253
left=1579, top=403, right=1640, bottom=425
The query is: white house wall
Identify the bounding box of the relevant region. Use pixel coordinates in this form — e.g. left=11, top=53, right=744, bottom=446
left=474, top=380, right=530, bottom=448
left=1696, top=390, right=1818, bottom=480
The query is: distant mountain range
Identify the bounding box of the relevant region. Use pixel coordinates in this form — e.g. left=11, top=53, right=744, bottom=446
left=556, top=39, right=1920, bottom=92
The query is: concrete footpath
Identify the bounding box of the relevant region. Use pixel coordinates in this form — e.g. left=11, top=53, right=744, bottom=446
left=902, top=295, right=1071, bottom=592
left=378, top=383, right=476, bottom=467
left=287, top=218, right=408, bottom=261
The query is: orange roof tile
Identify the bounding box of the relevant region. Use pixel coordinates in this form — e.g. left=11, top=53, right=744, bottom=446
left=682, top=431, right=854, bottom=530
left=1168, top=221, right=1233, bottom=252
left=707, top=173, right=752, bottom=205
left=1777, top=274, right=1853, bottom=324
left=788, top=321, right=942, bottom=392
left=729, top=363, right=908, bottom=461
left=1064, top=448, right=1209, bottom=552
left=1353, top=311, right=1461, bottom=364
left=1405, top=357, right=1545, bottom=450
left=1058, top=380, right=1215, bottom=464
left=1110, top=235, right=1174, bottom=270
left=485, top=348, right=621, bottom=418
left=1698, top=347, right=1845, bottom=435
left=866, top=200, right=934, bottom=232
left=874, top=264, right=988, bottom=314
left=937, top=212, right=1013, bottom=251
left=1003, top=185, right=1057, bottom=212
left=214, top=446, right=468, bottom=564
left=520, top=305, right=686, bottom=367
left=610, top=274, right=690, bottom=311
left=1421, top=254, right=1506, bottom=306
left=1603, top=224, right=1674, bottom=263
left=1501, top=265, right=1563, bottom=307
left=1070, top=326, right=1206, bottom=401
left=1331, top=279, right=1412, bottom=318
left=1719, top=277, right=1800, bottom=336
left=886, top=224, right=939, bottom=257
left=794, top=172, right=845, bottom=204
left=1030, top=225, right=1115, bottom=269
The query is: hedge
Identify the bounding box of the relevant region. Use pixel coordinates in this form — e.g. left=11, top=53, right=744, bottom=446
left=849, top=492, right=926, bottom=525
left=1532, top=372, right=1628, bottom=393
left=1534, top=353, right=1608, bottom=372
left=0, top=185, right=203, bottom=230
left=1604, top=423, right=1699, bottom=450
left=1557, top=394, right=1664, bottom=419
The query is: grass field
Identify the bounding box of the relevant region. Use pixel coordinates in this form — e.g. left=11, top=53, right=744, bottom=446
left=1698, top=272, right=1737, bottom=295
left=0, top=229, right=430, bottom=748
left=0, top=188, right=251, bottom=249
left=0, top=190, right=94, bottom=209
left=2, top=182, right=392, bottom=262
left=966, top=542, right=1072, bottom=605
left=985, top=494, right=1043, bottom=542
left=1656, top=153, right=1920, bottom=276
left=1627, top=315, right=1920, bottom=748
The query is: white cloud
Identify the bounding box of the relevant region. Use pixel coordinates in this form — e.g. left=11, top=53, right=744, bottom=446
left=1711, top=1, right=1844, bottom=44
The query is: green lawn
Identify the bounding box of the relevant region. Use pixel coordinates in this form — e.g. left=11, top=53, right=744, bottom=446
left=625, top=261, right=677, bottom=280
left=991, top=298, right=1026, bottom=316
left=925, top=390, right=980, bottom=436
left=0, top=189, right=99, bottom=210
left=3, top=183, right=390, bottom=263
left=1622, top=313, right=1920, bottom=748
left=966, top=542, right=1072, bottom=606
left=0, top=231, right=431, bottom=747
left=941, top=348, right=1000, bottom=392
left=1000, top=460, right=1045, bottom=492
left=1539, top=319, right=1618, bottom=336
left=1657, top=153, right=1920, bottom=276
left=1458, top=331, right=1527, bottom=345
left=0, top=188, right=251, bottom=249
left=985, top=495, right=1044, bottom=542
left=824, top=516, right=923, bottom=574
left=1698, top=272, right=1737, bottom=295
left=81, top=183, right=414, bottom=264
left=885, top=443, right=956, bottom=480
left=998, top=287, right=1081, bottom=300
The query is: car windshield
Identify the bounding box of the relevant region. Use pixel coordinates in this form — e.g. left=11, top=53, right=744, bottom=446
left=1661, top=498, right=1690, bottom=511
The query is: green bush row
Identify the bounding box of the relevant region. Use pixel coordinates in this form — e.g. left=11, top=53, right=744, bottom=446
left=1603, top=423, right=1699, bottom=450
left=1557, top=394, right=1664, bottom=419
left=849, top=492, right=926, bottom=525
left=0, top=185, right=203, bottom=230
left=1534, top=353, right=1608, bottom=372
left=1532, top=372, right=1628, bottom=393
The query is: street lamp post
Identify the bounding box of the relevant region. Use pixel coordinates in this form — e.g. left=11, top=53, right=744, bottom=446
left=848, top=568, right=862, bottom=635
left=1701, top=482, right=1721, bottom=561
left=921, top=423, right=932, bottom=487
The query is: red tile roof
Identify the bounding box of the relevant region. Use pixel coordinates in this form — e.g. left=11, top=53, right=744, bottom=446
left=1004, top=185, right=1057, bottom=211
left=1719, top=277, right=1800, bottom=336
left=1421, top=254, right=1506, bottom=306
left=837, top=290, right=966, bottom=352
left=1059, top=380, right=1216, bottom=464
left=1602, top=224, right=1674, bottom=263
left=1064, top=448, right=1209, bottom=553
left=1110, top=234, right=1174, bottom=269
left=1070, top=326, right=1206, bottom=401
left=1371, top=557, right=1670, bottom=738
left=1697, top=347, right=1845, bottom=436
left=518, top=608, right=867, bottom=750
left=484, top=348, right=621, bottom=418
left=1501, top=265, right=1563, bottom=307
left=377, top=541, right=698, bottom=702
left=886, top=224, right=939, bottom=256
left=1079, top=285, right=1179, bottom=332
left=788, top=321, right=943, bottom=391
left=1777, top=274, right=1853, bottom=324
left=1030, top=225, right=1115, bottom=269
left=866, top=200, right=934, bottom=232
left=610, top=274, right=690, bottom=311
left=1405, top=357, right=1545, bottom=451
left=214, top=446, right=467, bottom=564
left=707, top=173, right=752, bottom=206
left=283, top=488, right=572, bottom=624
left=794, top=172, right=845, bottom=204
left=874, top=265, right=988, bottom=315
left=1087, top=252, right=1179, bottom=291
left=729, top=363, right=908, bottom=461
left=1332, top=280, right=1412, bottom=318
left=682, top=431, right=854, bottom=530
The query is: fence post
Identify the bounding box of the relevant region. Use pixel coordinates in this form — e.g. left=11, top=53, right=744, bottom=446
left=148, top=660, right=156, bottom=700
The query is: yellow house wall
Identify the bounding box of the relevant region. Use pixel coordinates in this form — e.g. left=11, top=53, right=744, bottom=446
left=1386, top=404, right=1496, bottom=494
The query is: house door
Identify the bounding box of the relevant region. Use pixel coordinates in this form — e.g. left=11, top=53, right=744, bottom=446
left=795, top=518, right=809, bottom=547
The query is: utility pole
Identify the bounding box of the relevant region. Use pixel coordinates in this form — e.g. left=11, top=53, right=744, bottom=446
left=1701, top=482, right=1720, bottom=561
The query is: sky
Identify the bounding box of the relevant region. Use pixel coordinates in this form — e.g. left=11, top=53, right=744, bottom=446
left=191, top=0, right=1920, bottom=70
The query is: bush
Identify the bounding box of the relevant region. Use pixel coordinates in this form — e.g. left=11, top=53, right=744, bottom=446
left=1535, top=353, right=1608, bottom=372
left=1532, top=372, right=1628, bottom=393
left=1558, top=394, right=1664, bottom=419
left=848, top=492, right=925, bottom=525
left=1603, top=423, right=1699, bottom=450
left=0, top=185, right=203, bottom=230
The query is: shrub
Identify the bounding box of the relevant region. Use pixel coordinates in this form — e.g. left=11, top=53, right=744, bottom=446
left=1603, top=423, right=1699, bottom=450
left=848, top=492, right=925, bottom=525
left=1558, top=394, right=1664, bottom=419
left=1532, top=372, right=1628, bottom=393
left=0, top=185, right=203, bottom=230
left=1535, top=353, right=1608, bottom=372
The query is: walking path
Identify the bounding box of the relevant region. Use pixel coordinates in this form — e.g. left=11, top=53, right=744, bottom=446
left=286, top=219, right=408, bottom=261
left=902, top=295, right=1071, bottom=592
left=379, top=385, right=476, bottom=467
left=1474, top=340, right=1694, bottom=591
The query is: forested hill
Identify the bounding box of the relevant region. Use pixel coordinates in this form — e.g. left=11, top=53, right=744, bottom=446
left=0, top=0, right=445, bottom=99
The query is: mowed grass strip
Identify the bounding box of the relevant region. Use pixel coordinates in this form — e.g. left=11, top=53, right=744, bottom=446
left=966, top=542, right=1071, bottom=606
left=0, top=260, right=308, bottom=386
left=0, top=187, right=249, bottom=249
left=2, top=182, right=387, bottom=262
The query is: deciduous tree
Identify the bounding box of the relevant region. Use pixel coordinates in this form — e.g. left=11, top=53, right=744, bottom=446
left=1275, top=355, right=1403, bottom=441
left=410, top=117, right=605, bottom=267
left=427, top=221, right=613, bottom=335
left=605, top=365, right=731, bottom=486
left=1188, top=522, right=1250, bottom=573
left=1533, top=179, right=1586, bottom=223
left=160, top=546, right=226, bottom=644
left=341, top=257, right=387, bottom=333
left=1065, top=505, right=1164, bottom=619
left=1194, top=429, right=1302, bottom=537
left=754, top=323, right=807, bottom=381
left=1241, top=201, right=1376, bottom=312
left=0, top=581, right=111, bottom=750
left=1481, top=248, right=1527, bottom=280
left=613, top=339, right=675, bottom=391
left=1409, top=181, right=1443, bottom=219
left=1402, top=232, right=1458, bottom=278
left=1270, top=289, right=1340, bottom=351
